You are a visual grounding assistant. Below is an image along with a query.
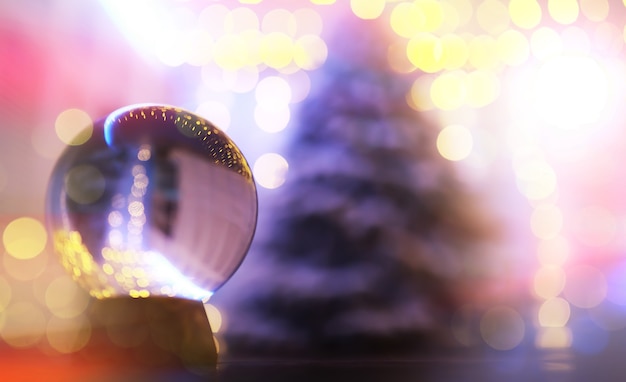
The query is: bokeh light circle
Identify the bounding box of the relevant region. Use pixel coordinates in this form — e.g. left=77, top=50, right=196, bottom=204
left=563, top=265, right=607, bottom=309
left=55, top=109, right=93, bottom=146
left=480, top=305, right=526, bottom=350
left=253, top=153, right=289, bottom=189
left=437, top=125, right=473, bottom=161
left=3, top=217, right=47, bottom=260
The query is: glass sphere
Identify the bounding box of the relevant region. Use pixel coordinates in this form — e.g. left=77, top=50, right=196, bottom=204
left=46, top=104, right=258, bottom=302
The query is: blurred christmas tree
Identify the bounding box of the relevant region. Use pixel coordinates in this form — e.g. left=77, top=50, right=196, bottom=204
left=221, top=16, right=497, bottom=357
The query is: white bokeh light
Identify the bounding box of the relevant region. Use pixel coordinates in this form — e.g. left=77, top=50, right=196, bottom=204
left=195, top=101, right=231, bottom=131
left=256, top=76, right=292, bottom=109
left=533, top=54, right=608, bottom=128
left=253, top=153, right=289, bottom=189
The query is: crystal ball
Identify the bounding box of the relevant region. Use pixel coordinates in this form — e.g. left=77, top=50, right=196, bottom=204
left=46, top=104, right=257, bottom=302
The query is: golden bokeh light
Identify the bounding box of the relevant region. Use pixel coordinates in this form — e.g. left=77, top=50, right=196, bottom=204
left=390, top=1, right=443, bottom=38
left=293, top=34, right=328, bottom=71
left=476, top=0, right=510, bottom=35
left=448, top=0, right=473, bottom=27
left=548, top=0, right=579, bottom=25
left=441, top=34, right=469, bottom=70
left=509, top=0, right=542, bottom=29
left=3, top=249, right=48, bottom=281
left=45, top=275, right=91, bottom=318
left=480, top=306, right=525, bottom=351
left=514, top=159, right=557, bottom=200
left=46, top=314, right=92, bottom=354
left=464, top=70, right=499, bottom=108
left=497, top=30, right=530, bottom=66
left=437, top=2, right=461, bottom=34
left=430, top=71, right=466, bottom=110
left=580, top=0, right=609, bottom=22
left=408, top=75, right=435, bottom=111
left=537, top=236, right=570, bottom=267
left=388, top=41, right=417, bottom=73
left=0, top=302, right=47, bottom=348
left=436, top=124, right=473, bottom=161
left=3, top=217, right=47, bottom=260
left=538, top=297, right=571, bottom=327
left=54, top=108, right=93, bottom=146
left=533, top=266, right=566, bottom=299
left=407, top=34, right=444, bottom=73
left=535, top=327, right=572, bottom=349
left=260, top=32, right=294, bottom=69
left=212, top=34, right=249, bottom=70
left=468, top=35, right=499, bottom=70
left=204, top=303, right=223, bottom=333
left=350, top=0, right=386, bottom=20
left=530, top=204, right=562, bottom=240
left=531, top=27, right=563, bottom=60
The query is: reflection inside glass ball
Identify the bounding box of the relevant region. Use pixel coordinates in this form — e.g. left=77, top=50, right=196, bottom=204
left=46, top=105, right=257, bottom=302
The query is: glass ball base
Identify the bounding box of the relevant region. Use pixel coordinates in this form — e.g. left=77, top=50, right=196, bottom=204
left=80, top=296, right=217, bottom=374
